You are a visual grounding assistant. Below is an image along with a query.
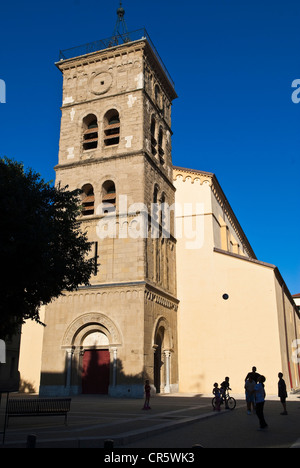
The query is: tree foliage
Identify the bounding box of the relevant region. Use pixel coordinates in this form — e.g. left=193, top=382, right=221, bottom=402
left=0, top=158, right=94, bottom=338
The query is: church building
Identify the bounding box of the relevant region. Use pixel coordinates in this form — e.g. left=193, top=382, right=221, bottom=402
left=39, top=22, right=179, bottom=398
left=19, top=8, right=300, bottom=396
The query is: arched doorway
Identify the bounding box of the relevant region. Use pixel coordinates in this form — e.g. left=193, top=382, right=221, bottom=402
left=153, top=317, right=172, bottom=394
left=81, top=332, right=110, bottom=395
left=62, top=313, right=122, bottom=396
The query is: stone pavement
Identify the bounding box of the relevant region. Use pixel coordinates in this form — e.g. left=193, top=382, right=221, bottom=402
left=0, top=393, right=300, bottom=448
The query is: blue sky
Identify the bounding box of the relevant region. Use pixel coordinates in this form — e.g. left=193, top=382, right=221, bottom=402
left=1, top=0, right=300, bottom=293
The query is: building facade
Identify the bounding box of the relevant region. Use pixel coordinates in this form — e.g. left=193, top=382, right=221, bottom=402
left=18, top=30, right=300, bottom=397
left=38, top=35, right=179, bottom=397
left=174, top=167, right=300, bottom=395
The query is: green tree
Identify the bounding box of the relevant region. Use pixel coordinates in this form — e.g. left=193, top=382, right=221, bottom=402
left=0, top=158, right=94, bottom=338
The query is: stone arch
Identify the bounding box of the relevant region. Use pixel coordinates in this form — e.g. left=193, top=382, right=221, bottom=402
left=62, top=312, right=122, bottom=348
left=152, top=316, right=173, bottom=394
left=61, top=313, right=122, bottom=396
left=152, top=316, right=173, bottom=350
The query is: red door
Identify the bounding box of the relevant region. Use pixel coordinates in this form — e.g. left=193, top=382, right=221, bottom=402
left=82, top=349, right=110, bottom=394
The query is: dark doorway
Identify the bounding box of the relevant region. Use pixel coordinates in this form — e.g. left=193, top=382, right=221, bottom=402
left=82, top=349, right=110, bottom=394
left=154, top=333, right=163, bottom=394
left=154, top=347, right=161, bottom=393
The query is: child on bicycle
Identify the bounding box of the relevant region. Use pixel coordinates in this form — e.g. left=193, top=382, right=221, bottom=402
left=220, top=377, right=231, bottom=409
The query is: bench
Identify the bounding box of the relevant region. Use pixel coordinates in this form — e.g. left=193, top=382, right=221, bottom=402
left=5, top=398, right=72, bottom=427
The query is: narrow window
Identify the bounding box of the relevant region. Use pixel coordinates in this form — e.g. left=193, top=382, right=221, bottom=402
left=83, top=115, right=98, bottom=151
left=160, top=192, right=166, bottom=227
left=82, top=184, right=95, bottom=216
left=104, top=111, right=120, bottom=146
left=153, top=184, right=159, bottom=204
left=152, top=184, right=160, bottom=224
left=158, top=127, right=164, bottom=164
left=93, top=241, right=99, bottom=275
left=102, top=181, right=116, bottom=214
left=151, top=116, right=157, bottom=156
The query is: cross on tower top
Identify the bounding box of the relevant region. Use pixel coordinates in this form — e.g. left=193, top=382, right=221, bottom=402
left=111, top=1, right=131, bottom=45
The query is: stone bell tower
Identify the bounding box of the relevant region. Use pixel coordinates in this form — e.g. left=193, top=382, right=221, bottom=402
left=40, top=8, right=179, bottom=397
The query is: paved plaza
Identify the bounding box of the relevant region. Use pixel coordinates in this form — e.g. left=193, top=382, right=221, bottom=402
left=0, top=393, right=300, bottom=448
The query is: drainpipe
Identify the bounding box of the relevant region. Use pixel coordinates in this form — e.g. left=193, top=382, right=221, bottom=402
left=282, top=284, right=293, bottom=390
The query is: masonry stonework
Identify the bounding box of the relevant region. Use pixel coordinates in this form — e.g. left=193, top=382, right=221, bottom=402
left=20, top=33, right=300, bottom=398
left=39, top=39, right=179, bottom=397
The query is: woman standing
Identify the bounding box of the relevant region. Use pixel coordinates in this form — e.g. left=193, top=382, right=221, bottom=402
left=278, top=372, right=288, bottom=416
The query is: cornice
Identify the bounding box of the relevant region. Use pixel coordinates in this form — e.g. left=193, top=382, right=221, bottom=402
left=56, top=38, right=177, bottom=103
left=58, top=281, right=179, bottom=312
left=173, top=165, right=256, bottom=259
left=56, top=39, right=146, bottom=72
left=173, top=166, right=214, bottom=185
left=60, top=87, right=142, bottom=110
left=214, top=248, right=273, bottom=269
left=145, top=282, right=179, bottom=311
left=143, top=42, right=177, bottom=102
left=55, top=150, right=175, bottom=192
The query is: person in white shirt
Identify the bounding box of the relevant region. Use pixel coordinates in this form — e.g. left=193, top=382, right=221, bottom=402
left=255, top=375, right=268, bottom=430
left=245, top=376, right=256, bottom=415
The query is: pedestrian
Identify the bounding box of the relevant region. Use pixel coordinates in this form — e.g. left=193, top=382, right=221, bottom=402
left=278, top=372, right=288, bottom=415
left=142, top=379, right=151, bottom=410
left=245, top=366, right=260, bottom=383
left=213, top=383, right=222, bottom=412
left=255, top=375, right=268, bottom=430
left=245, top=376, right=256, bottom=415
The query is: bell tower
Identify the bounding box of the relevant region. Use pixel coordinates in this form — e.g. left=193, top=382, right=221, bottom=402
left=40, top=8, right=179, bottom=397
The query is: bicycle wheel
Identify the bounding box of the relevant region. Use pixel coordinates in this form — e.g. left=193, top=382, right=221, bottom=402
left=227, top=397, right=236, bottom=410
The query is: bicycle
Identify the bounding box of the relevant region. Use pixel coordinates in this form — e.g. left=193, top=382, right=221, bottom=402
left=212, top=388, right=236, bottom=411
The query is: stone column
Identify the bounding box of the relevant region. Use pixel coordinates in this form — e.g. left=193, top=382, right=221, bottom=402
left=164, top=350, right=171, bottom=394
left=111, top=347, right=118, bottom=387
left=65, top=348, right=74, bottom=394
